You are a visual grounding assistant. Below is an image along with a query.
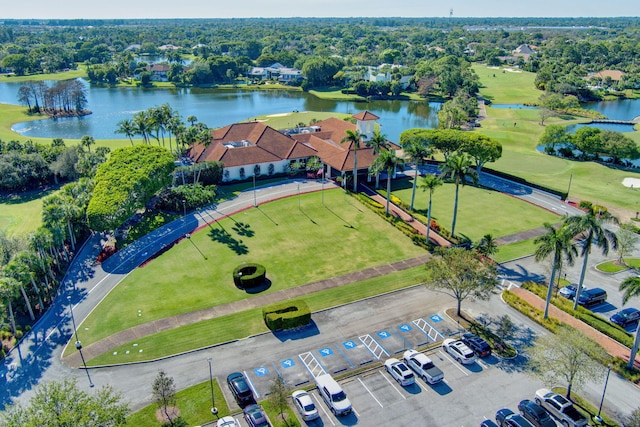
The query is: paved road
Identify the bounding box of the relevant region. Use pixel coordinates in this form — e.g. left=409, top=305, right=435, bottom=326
left=2, top=173, right=639, bottom=422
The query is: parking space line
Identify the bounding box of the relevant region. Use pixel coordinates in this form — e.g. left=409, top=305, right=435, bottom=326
left=478, top=359, right=490, bottom=369
left=335, top=343, right=356, bottom=369
left=379, top=371, right=406, bottom=399
left=438, top=350, right=470, bottom=376
left=243, top=370, right=261, bottom=398
left=312, top=393, right=336, bottom=426
left=358, top=334, right=389, bottom=360
left=299, top=352, right=326, bottom=378
left=413, top=317, right=444, bottom=342
left=358, top=377, right=384, bottom=408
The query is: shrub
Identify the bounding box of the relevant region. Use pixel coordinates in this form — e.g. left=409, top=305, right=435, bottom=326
left=263, top=300, right=311, bottom=331
left=579, top=200, right=593, bottom=210
left=156, top=183, right=217, bottom=213
left=233, top=263, right=267, bottom=289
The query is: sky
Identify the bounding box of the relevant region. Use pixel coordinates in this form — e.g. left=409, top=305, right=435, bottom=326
left=1, top=0, right=638, bottom=20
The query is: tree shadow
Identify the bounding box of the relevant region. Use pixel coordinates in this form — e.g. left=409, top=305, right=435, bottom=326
left=272, top=320, right=320, bottom=342
left=497, top=261, right=546, bottom=284
left=232, top=221, right=255, bottom=237
left=208, top=228, right=248, bottom=255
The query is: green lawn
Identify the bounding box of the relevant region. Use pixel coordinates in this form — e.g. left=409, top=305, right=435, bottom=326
left=390, top=177, right=560, bottom=242
left=472, top=64, right=539, bottom=105
left=77, top=189, right=427, bottom=350
left=0, top=187, right=60, bottom=236
left=595, top=258, right=640, bottom=273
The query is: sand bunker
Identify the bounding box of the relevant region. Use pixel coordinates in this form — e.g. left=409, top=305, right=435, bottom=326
left=622, top=177, right=640, bottom=188
left=266, top=112, right=292, bottom=117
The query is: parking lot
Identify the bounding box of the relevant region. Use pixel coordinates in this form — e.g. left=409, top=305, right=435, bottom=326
left=219, top=308, right=551, bottom=426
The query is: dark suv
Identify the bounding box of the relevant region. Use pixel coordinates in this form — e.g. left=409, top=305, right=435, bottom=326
left=462, top=333, right=492, bottom=358
left=227, top=372, right=254, bottom=406
left=577, top=287, right=607, bottom=307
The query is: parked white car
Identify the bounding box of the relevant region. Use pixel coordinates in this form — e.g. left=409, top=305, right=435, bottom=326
left=403, top=349, right=444, bottom=384
left=384, top=357, right=415, bottom=386
left=291, top=390, right=319, bottom=421
left=442, top=338, right=477, bottom=364
left=216, top=416, right=240, bottom=427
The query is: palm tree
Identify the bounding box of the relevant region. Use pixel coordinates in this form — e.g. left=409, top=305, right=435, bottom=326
left=0, top=276, right=19, bottom=334
left=565, top=212, right=618, bottom=310
left=133, top=110, right=152, bottom=144
left=80, top=135, right=95, bottom=153
left=534, top=220, right=578, bottom=319
left=475, top=234, right=498, bottom=258
left=341, top=129, right=366, bottom=193
left=402, top=136, right=433, bottom=211
left=370, top=150, right=404, bottom=215
left=419, top=174, right=443, bottom=244
left=440, top=152, right=478, bottom=237
left=2, top=260, right=36, bottom=321
left=619, top=276, right=640, bottom=369
left=115, top=118, right=136, bottom=146
left=367, top=130, right=390, bottom=188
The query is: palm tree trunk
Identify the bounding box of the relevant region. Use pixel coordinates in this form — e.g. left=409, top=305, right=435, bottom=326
left=7, top=301, right=16, bottom=334
left=573, top=250, right=590, bottom=310
left=30, top=277, right=45, bottom=311
left=451, top=179, right=460, bottom=237
left=543, top=262, right=558, bottom=319
left=426, top=193, right=433, bottom=243
left=19, top=285, right=35, bottom=321
left=410, top=168, right=418, bottom=211
left=67, top=221, right=76, bottom=252
left=385, top=174, right=392, bottom=215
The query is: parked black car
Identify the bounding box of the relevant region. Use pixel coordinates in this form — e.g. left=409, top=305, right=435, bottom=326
left=518, top=399, right=556, bottom=427
left=577, top=287, right=607, bottom=307
left=462, top=333, right=492, bottom=358
left=227, top=372, right=254, bottom=406
left=610, top=307, right=640, bottom=327
left=496, top=408, right=534, bottom=427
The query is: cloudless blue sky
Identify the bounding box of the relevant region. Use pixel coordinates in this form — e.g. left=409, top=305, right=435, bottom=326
left=1, top=0, right=638, bottom=19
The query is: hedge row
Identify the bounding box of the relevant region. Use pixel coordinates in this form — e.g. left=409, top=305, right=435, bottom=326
left=521, top=282, right=634, bottom=348
left=262, top=300, right=311, bottom=331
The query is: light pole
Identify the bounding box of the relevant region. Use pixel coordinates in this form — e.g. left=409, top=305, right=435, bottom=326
left=321, top=165, right=325, bottom=206
left=182, top=200, right=187, bottom=235
left=68, top=296, right=94, bottom=388
left=253, top=174, right=257, bottom=207
left=594, top=364, right=612, bottom=424
left=207, top=358, right=218, bottom=418
left=566, top=171, right=573, bottom=203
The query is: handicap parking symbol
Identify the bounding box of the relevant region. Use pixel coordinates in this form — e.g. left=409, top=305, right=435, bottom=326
left=430, top=314, right=443, bottom=323
left=254, top=367, right=269, bottom=377
left=343, top=340, right=357, bottom=350
left=281, top=358, right=295, bottom=369
left=319, top=347, right=334, bottom=356
left=398, top=323, right=412, bottom=332
left=376, top=330, right=391, bottom=339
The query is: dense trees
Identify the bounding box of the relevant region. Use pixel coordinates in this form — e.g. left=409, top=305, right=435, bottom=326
left=87, top=145, right=175, bottom=231
left=17, top=80, right=88, bottom=115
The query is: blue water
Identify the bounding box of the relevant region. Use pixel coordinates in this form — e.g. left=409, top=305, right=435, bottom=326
left=0, top=79, right=440, bottom=143
left=489, top=104, right=538, bottom=110
left=569, top=123, right=635, bottom=133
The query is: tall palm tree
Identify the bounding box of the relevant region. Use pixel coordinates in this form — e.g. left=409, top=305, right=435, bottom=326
left=476, top=234, right=498, bottom=258
left=341, top=129, right=365, bottom=193
left=370, top=150, right=404, bottom=215
left=440, top=152, right=478, bottom=237
left=133, top=110, right=152, bottom=144
left=115, top=118, right=136, bottom=146
left=565, top=212, right=618, bottom=310
left=367, top=130, right=390, bottom=188
left=402, top=136, right=433, bottom=211
left=2, top=260, right=36, bottom=321
left=534, top=220, right=578, bottom=319
left=419, top=174, right=443, bottom=244
left=619, top=276, right=640, bottom=369
left=0, top=276, right=19, bottom=334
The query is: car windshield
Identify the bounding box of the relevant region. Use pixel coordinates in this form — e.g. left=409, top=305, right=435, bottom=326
left=303, top=403, right=315, bottom=411
left=333, top=391, right=347, bottom=402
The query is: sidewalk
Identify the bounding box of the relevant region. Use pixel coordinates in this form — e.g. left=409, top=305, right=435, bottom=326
left=509, top=286, right=640, bottom=370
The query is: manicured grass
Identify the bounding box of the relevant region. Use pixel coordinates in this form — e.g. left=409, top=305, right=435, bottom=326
left=494, top=238, right=539, bottom=263
left=78, top=189, right=427, bottom=349
left=0, top=67, right=87, bottom=83
left=252, top=110, right=351, bottom=129
left=596, top=258, right=640, bottom=273
left=390, top=177, right=560, bottom=242
left=472, top=64, right=539, bottom=105
left=125, top=380, right=231, bottom=427
left=86, top=266, right=426, bottom=364
left=0, top=187, right=60, bottom=236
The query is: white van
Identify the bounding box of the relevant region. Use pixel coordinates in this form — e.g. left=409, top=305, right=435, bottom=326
left=315, top=374, right=352, bottom=416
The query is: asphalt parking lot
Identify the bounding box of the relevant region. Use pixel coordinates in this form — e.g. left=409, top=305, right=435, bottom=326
left=218, top=305, right=553, bottom=427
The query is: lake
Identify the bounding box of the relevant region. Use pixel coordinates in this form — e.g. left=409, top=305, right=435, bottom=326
left=0, top=79, right=441, bottom=143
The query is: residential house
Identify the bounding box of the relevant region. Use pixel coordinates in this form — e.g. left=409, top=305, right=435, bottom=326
left=188, top=111, right=400, bottom=183
left=249, top=62, right=303, bottom=83
left=146, top=64, right=171, bottom=82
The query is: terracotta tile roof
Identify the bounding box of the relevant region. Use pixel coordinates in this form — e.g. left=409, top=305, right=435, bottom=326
left=592, top=70, right=626, bottom=81
left=352, top=110, right=380, bottom=121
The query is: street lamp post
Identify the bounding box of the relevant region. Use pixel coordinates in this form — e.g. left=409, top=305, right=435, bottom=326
left=594, top=364, right=612, bottom=424
left=253, top=174, right=257, bottom=207
left=207, top=358, right=218, bottom=418
left=566, top=171, right=573, bottom=203
left=68, top=297, right=94, bottom=388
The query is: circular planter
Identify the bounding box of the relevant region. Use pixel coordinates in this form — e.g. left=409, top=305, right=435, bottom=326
left=233, top=263, right=267, bottom=289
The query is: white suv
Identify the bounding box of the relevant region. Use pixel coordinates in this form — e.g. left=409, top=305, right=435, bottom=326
left=443, top=338, right=477, bottom=364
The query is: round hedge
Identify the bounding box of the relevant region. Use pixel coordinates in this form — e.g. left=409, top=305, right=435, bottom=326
left=233, top=263, right=267, bottom=289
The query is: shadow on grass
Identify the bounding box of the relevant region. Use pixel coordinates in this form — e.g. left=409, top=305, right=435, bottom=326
left=272, top=320, right=320, bottom=342
left=323, top=206, right=354, bottom=229
left=238, top=279, right=272, bottom=294
left=256, top=206, right=278, bottom=226
left=0, top=185, right=60, bottom=205
left=299, top=209, right=318, bottom=225
left=208, top=228, right=248, bottom=255
left=232, top=221, right=254, bottom=237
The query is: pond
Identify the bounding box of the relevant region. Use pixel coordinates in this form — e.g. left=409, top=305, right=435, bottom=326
left=0, top=79, right=441, bottom=143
